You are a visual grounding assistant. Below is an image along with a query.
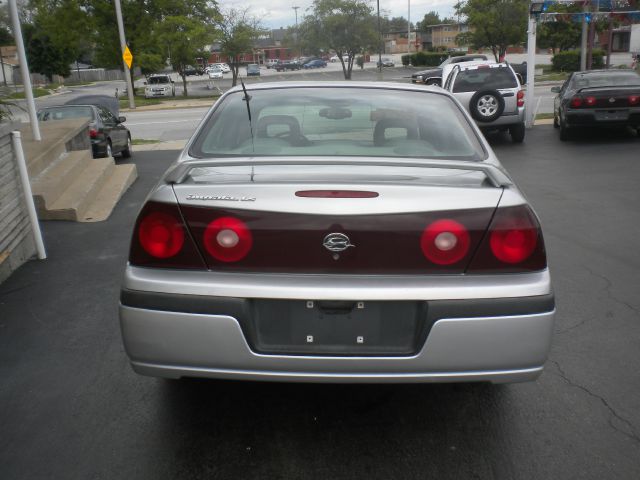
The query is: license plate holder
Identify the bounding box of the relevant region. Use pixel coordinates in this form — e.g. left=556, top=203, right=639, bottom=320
left=595, top=109, right=629, bottom=121
left=249, top=300, right=425, bottom=356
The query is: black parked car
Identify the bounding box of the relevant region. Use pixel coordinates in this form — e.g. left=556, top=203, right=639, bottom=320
left=552, top=69, right=640, bottom=141
left=37, top=103, right=132, bottom=158
left=411, top=55, right=489, bottom=85
left=182, top=65, right=204, bottom=76
left=275, top=60, right=302, bottom=71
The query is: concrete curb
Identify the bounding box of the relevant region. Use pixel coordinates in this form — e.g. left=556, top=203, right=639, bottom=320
left=121, top=99, right=216, bottom=112
left=133, top=140, right=186, bottom=151
left=534, top=118, right=554, bottom=125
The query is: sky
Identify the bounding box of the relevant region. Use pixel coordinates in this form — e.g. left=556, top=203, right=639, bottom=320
left=221, top=0, right=458, bottom=30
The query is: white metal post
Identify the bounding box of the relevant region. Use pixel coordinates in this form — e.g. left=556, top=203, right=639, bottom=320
left=12, top=131, right=46, bottom=260
left=8, top=0, right=41, bottom=141
left=580, top=4, right=588, bottom=70
left=114, top=0, right=135, bottom=109
left=525, top=15, right=537, bottom=128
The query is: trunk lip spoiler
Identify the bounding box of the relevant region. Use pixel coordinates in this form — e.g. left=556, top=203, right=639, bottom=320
left=165, top=158, right=512, bottom=188
left=576, top=85, right=640, bottom=94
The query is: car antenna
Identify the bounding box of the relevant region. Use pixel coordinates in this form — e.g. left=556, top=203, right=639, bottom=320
left=240, top=79, right=255, bottom=154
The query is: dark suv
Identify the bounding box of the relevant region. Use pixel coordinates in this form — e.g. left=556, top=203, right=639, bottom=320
left=275, top=60, right=302, bottom=72
left=411, top=55, right=489, bottom=86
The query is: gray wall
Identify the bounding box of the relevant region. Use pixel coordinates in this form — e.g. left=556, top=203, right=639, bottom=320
left=0, top=123, right=36, bottom=283
left=14, top=67, right=143, bottom=85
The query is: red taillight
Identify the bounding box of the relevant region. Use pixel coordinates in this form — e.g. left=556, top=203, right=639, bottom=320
left=420, top=219, right=470, bottom=265
left=89, top=128, right=98, bottom=138
left=129, top=201, right=205, bottom=269
left=517, top=90, right=525, bottom=107
left=629, top=95, right=640, bottom=105
left=203, top=216, right=253, bottom=262
left=570, top=97, right=583, bottom=108
left=296, top=190, right=379, bottom=198
left=467, top=205, right=546, bottom=273
left=139, top=211, right=184, bottom=258
left=585, top=96, right=597, bottom=106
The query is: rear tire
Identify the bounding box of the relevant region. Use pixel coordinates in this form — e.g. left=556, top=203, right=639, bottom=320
left=559, top=116, right=570, bottom=141
left=121, top=135, right=132, bottom=158
left=509, top=122, right=526, bottom=143
left=105, top=140, right=113, bottom=158
left=553, top=113, right=559, bottom=128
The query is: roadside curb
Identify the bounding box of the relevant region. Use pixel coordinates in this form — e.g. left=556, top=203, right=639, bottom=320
left=535, top=118, right=554, bottom=125
left=134, top=140, right=186, bottom=151
left=121, top=99, right=216, bottom=112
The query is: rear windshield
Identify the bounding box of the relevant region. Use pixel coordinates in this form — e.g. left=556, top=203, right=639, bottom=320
left=37, top=106, right=94, bottom=121
left=572, top=72, right=640, bottom=89
left=190, top=87, right=485, bottom=161
left=453, top=67, right=517, bottom=93
left=148, top=76, right=170, bottom=84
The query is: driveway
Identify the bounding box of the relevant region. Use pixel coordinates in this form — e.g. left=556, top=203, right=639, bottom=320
left=1, top=126, right=639, bottom=479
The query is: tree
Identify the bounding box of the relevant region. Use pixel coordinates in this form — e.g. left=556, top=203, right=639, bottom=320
left=455, top=0, right=528, bottom=62
left=299, top=0, right=378, bottom=80
left=157, top=15, right=214, bottom=96
left=417, top=11, right=442, bottom=31
left=23, top=23, right=72, bottom=81
left=381, top=16, right=409, bottom=33
left=537, top=7, right=582, bottom=54
left=214, top=7, right=265, bottom=87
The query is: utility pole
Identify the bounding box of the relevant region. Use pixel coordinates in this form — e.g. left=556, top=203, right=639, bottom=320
left=293, top=6, right=300, bottom=58
left=407, top=0, right=412, bottom=65
left=377, top=0, right=382, bottom=79
left=114, top=0, right=135, bottom=109
left=8, top=0, right=40, bottom=141
left=580, top=3, right=588, bottom=71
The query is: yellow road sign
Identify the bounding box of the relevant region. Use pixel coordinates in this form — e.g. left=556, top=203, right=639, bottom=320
left=123, top=46, right=133, bottom=69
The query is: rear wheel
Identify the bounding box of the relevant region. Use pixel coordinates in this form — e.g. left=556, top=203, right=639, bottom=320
left=105, top=140, right=113, bottom=158
left=553, top=112, right=559, bottom=128
left=121, top=135, right=132, bottom=158
left=559, top=115, right=570, bottom=141
left=509, top=122, right=526, bottom=143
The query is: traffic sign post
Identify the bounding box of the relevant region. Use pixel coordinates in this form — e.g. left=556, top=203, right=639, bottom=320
left=115, top=0, right=135, bottom=109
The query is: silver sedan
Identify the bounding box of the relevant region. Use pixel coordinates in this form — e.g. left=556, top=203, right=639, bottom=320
left=119, top=82, right=554, bottom=384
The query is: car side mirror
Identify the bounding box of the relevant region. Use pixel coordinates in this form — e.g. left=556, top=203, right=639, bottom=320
left=550, top=86, right=561, bottom=93
left=118, top=116, right=126, bottom=123
left=516, top=73, right=525, bottom=85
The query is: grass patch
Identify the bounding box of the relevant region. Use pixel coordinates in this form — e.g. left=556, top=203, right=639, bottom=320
left=119, top=97, right=162, bottom=108
left=132, top=138, right=161, bottom=145
left=535, top=113, right=555, bottom=120
left=8, top=88, right=51, bottom=99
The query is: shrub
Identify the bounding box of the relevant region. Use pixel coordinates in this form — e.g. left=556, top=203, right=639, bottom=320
left=552, top=49, right=605, bottom=72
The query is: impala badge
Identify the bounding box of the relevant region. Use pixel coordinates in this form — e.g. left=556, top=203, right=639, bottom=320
left=609, top=98, right=616, bottom=103
left=323, top=233, right=355, bottom=252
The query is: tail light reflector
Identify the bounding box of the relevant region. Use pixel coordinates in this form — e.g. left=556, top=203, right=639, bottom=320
left=629, top=95, right=640, bottom=105
left=585, top=96, right=597, bottom=106
left=421, top=219, right=470, bottom=265
left=89, top=128, right=98, bottom=138
left=570, top=97, right=583, bottom=108
left=129, top=201, right=205, bottom=269
left=203, top=216, right=253, bottom=262
left=517, top=90, right=525, bottom=107
left=467, top=205, right=546, bottom=273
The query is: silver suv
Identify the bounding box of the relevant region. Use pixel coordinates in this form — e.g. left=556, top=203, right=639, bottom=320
left=144, top=74, right=176, bottom=98
left=443, top=62, right=526, bottom=143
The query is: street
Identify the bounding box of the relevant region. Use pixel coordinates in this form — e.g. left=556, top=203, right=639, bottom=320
left=1, top=125, right=639, bottom=479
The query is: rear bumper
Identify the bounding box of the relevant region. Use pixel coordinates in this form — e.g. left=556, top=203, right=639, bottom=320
left=478, top=108, right=525, bottom=129
left=119, top=267, right=555, bottom=384
left=566, top=108, right=640, bottom=127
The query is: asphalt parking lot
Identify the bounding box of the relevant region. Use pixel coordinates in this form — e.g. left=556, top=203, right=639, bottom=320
left=1, top=125, right=639, bottom=479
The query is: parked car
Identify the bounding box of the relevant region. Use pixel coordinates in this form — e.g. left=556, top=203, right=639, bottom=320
left=303, top=59, right=327, bottom=69
left=330, top=54, right=349, bottom=62
left=119, top=82, right=554, bottom=384
left=182, top=65, right=204, bottom=76
left=143, top=74, right=175, bottom=98
left=265, top=59, right=280, bottom=69
left=37, top=103, right=132, bottom=158
left=377, top=57, right=395, bottom=67
left=246, top=63, right=260, bottom=76
left=275, top=60, right=302, bottom=72
left=443, top=62, right=526, bottom=143
left=208, top=66, right=223, bottom=79
left=216, top=63, right=231, bottom=73
left=412, top=54, right=490, bottom=86
left=552, top=69, right=640, bottom=141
